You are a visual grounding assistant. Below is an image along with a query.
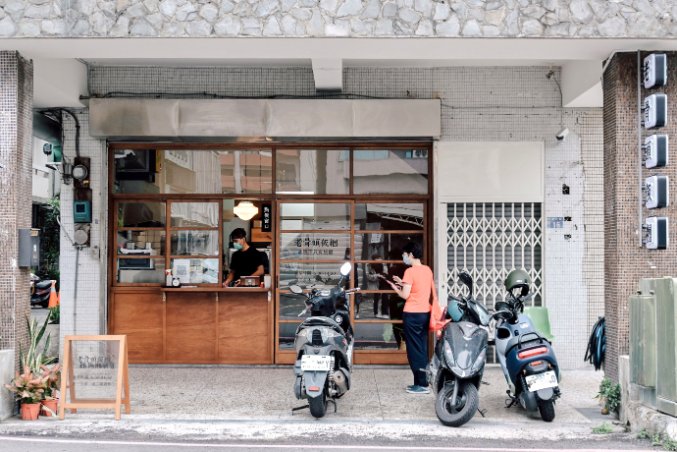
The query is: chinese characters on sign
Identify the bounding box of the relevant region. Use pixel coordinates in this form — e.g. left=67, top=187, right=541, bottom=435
left=262, top=204, right=272, bottom=232
left=295, top=236, right=339, bottom=256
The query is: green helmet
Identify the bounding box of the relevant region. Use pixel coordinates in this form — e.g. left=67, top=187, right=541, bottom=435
left=505, top=269, right=530, bottom=297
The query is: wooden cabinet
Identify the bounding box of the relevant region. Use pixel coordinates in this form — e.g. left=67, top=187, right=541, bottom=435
left=109, top=288, right=272, bottom=364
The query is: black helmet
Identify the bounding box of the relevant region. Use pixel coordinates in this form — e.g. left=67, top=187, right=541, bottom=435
left=505, top=269, right=530, bottom=298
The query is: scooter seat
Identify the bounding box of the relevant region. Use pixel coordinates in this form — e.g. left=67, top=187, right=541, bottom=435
left=300, top=316, right=346, bottom=335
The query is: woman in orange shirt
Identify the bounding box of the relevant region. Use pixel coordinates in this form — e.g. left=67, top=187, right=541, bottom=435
left=387, top=241, right=432, bottom=394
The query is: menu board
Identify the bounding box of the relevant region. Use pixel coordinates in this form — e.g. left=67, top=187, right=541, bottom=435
left=59, top=335, right=130, bottom=420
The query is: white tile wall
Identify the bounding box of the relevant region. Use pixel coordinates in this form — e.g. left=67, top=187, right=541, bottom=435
left=61, top=65, right=604, bottom=369
left=58, top=110, right=107, bottom=349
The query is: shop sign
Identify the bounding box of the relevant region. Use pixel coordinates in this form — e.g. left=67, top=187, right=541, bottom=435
left=59, top=335, right=130, bottom=420
left=262, top=204, right=272, bottom=232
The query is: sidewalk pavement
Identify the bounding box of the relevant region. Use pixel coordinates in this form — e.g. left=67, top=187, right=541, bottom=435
left=0, top=365, right=621, bottom=443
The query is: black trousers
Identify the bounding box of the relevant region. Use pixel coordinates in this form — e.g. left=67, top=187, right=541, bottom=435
left=403, top=311, right=430, bottom=387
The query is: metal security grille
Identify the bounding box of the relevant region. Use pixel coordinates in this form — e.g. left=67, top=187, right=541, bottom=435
left=444, top=203, right=543, bottom=309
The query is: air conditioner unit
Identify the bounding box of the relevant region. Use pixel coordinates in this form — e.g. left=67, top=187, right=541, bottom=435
left=644, top=134, right=669, bottom=169
left=643, top=53, right=668, bottom=89
left=645, top=175, right=670, bottom=209
left=643, top=94, right=668, bottom=129
left=644, top=217, right=669, bottom=250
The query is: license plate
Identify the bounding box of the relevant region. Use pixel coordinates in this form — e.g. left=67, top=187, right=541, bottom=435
left=301, top=355, right=331, bottom=371
left=525, top=370, right=558, bottom=392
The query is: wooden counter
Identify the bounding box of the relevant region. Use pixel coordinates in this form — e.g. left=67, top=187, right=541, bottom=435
left=109, top=287, right=273, bottom=364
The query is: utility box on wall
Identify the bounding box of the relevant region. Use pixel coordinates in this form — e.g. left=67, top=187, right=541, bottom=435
left=635, top=278, right=677, bottom=416
left=18, top=228, right=40, bottom=268
left=629, top=293, right=656, bottom=389
left=652, top=278, right=677, bottom=416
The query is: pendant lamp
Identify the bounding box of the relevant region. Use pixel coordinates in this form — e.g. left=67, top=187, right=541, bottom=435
left=233, top=201, right=259, bottom=221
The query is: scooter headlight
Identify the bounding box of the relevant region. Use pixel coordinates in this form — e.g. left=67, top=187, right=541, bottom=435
left=443, top=341, right=455, bottom=367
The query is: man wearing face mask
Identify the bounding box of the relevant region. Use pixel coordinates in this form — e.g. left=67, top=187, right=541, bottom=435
left=223, top=228, right=267, bottom=287
left=386, top=241, right=433, bottom=394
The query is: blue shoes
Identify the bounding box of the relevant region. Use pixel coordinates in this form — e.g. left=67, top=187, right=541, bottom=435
left=406, top=385, right=430, bottom=394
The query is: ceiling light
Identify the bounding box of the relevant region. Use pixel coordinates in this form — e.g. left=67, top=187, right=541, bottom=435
left=233, top=201, right=259, bottom=221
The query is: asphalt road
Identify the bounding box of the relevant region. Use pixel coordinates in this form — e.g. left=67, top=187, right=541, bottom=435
left=0, top=434, right=655, bottom=452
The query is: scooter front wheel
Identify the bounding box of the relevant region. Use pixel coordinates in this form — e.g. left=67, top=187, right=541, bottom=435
left=308, top=391, right=327, bottom=418
left=435, top=381, right=479, bottom=427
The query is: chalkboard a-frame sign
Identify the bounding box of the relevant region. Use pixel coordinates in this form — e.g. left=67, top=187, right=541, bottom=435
left=59, top=335, right=130, bottom=420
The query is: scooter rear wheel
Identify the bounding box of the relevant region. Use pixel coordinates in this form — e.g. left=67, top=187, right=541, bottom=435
left=308, top=391, right=327, bottom=418
left=538, top=399, right=555, bottom=422
left=435, top=381, right=479, bottom=427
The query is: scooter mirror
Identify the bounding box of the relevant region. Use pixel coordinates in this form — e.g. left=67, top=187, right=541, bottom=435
left=339, top=261, right=352, bottom=277
left=289, top=285, right=304, bottom=294
left=458, top=272, right=473, bottom=298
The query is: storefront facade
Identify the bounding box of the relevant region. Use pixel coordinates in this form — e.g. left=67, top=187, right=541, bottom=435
left=6, top=2, right=677, bottom=373
left=41, top=64, right=607, bottom=370
left=108, top=142, right=433, bottom=365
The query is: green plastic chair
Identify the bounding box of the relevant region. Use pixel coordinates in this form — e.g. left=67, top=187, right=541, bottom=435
left=523, top=306, right=555, bottom=342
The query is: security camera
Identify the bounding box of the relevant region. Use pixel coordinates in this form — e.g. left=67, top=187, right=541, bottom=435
left=556, top=127, right=570, bottom=141
left=42, top=143, right=53, bottom=156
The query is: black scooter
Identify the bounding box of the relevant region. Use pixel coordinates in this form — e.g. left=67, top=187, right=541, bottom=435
left=291, top=262, right=358, bottom=418
left=427, top=272, right=493, bottom=427
left=30, top=274, right=52, bottom=308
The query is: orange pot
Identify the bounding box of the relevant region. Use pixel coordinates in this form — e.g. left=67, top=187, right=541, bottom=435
left=40, top=399, right=59, bottom=417
left=20, top=402, right=40, bottom=420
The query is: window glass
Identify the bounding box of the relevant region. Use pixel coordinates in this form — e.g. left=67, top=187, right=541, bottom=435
left=278, top=262, right=345, bottom=289
left=171, top=202, right=219, bottom=228
left=116, top=230, right=165, bottom=256
left=353, top=149, right=428, bottom=194
left=170, top=231, right=219, bottom=256
left=352, top=322, right=402, bottom=350
left=278, top=322, right=300, bottom=350
left=170, top=258, right=219, bottom=284
left=279, top=203, right=350, bottom=230
left=116, top=258, right=165, bottom=284
left=219, top=150, right=272, bottom=194
left=117, top=202, right=165, bottom=228
left=354, top=203, right=424, bottom=231
left=276, top=149, right=349, bottom=194
left=279, top=233, right=350, bottom=260
left=279, top=293, right=308, bottom=320
left=114, top=149, right=221, bottom=194
left=354, top=233, right=424, bottom=262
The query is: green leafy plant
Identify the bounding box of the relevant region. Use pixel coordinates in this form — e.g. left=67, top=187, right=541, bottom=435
left=596, top=377, right=621, bottom=414
left=37, top=197, right=60, bottom=282
left=39, top=364, right=61, bottom=400
left=650, top=433, right=677, bottom=451
left=592, top=422, right=614, bottom=434
left=20, top=315, right=56, bottom=373
left=637, top=429, right=651, bottom=440
left=49, top=305, right=60, bottom=324
left=3, top=366, right=47, bottom=404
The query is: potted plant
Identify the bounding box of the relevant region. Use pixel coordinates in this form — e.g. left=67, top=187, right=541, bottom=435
left=596, top=377, right=621, bottom=416
left=4, top=366, right=47, bottom=420
left=39, top=364, right=60, bottom=417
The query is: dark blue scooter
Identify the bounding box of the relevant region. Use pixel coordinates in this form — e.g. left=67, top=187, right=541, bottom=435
left=494, top=270, right=561, bottom=422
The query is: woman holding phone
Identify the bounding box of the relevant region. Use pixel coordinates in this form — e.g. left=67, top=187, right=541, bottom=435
left=386, top=241, right=432, bottom=394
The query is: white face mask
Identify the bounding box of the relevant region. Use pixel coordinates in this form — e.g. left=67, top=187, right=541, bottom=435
left=402, top=253, right=412, bottom=266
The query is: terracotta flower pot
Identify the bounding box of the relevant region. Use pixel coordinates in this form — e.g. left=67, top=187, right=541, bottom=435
left=40, top=399, right=58, bottom=417
left=20, top=402, right=40, bottom=420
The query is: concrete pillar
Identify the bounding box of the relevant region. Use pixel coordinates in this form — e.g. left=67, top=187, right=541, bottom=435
left=603, top=52, right=677, bottom=381
left=0, top=51, right=33, bottom=367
